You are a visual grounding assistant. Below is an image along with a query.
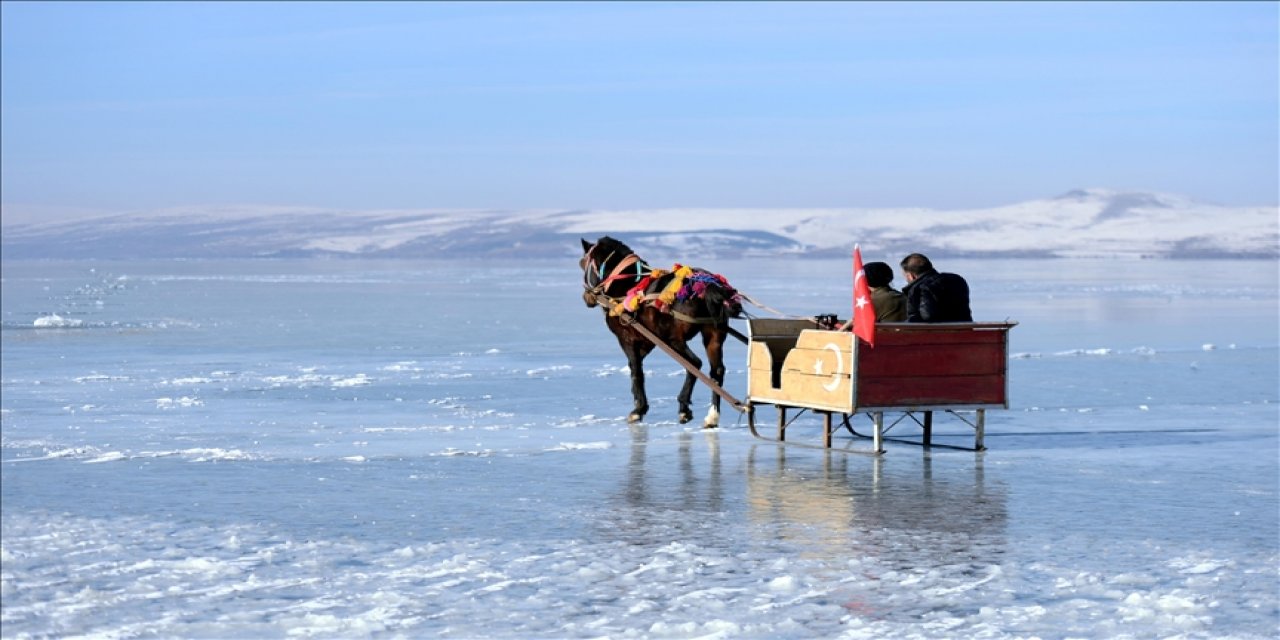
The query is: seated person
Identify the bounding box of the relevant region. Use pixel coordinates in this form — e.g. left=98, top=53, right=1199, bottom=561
left=863, top=261, right=907, bottom=322
left=899, top=253, right=972, bottom=322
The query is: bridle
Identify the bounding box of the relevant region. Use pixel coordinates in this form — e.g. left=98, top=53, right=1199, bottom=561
left=582, top=242, right=649, bottom=301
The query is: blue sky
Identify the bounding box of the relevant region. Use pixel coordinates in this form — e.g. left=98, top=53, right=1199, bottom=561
left=2, top=1, right=1276, bottom=216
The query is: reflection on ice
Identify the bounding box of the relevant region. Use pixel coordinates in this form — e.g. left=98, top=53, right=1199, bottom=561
left=744, top=448, right=1008, bottom=568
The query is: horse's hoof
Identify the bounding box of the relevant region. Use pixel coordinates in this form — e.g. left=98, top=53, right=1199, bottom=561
left=703, top=406, right=720, bottom=428
left=678, top=411, right=694, bottom=424
left=627, top=412, right=644, bottom=423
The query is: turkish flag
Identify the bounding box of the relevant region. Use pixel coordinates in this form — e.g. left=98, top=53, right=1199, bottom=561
left=852, top=245, right=875, bottom=347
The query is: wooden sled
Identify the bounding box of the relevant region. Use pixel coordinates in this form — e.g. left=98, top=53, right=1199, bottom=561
left=745, top=319, right=1016, bottom=454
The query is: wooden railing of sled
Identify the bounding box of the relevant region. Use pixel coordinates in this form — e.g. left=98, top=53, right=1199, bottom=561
left=745, top=320, right=1016, bottom=453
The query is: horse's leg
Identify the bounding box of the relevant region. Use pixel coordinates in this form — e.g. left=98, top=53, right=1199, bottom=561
left=701, top=328, right=727, bottom=428
left=624, top=339, right=653, bottom=423
left=674, top=339, right=703, bottom=424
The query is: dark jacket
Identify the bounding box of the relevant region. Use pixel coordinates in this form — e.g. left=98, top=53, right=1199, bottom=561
left=871, top=286, right=907, bottom=322
left=902, top=269, right=972, bottom=322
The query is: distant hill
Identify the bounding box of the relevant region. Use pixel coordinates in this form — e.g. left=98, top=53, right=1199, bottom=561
left=2, top=189, right=1275, bottom=260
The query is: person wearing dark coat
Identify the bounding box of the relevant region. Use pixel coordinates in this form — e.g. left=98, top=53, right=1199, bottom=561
left=862, top=261, right=907, bottom=322
left=899, top=253, right=972, bottom=322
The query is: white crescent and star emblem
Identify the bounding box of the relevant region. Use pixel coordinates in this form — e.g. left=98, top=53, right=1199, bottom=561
left=812, top=342, right=845, bottom=391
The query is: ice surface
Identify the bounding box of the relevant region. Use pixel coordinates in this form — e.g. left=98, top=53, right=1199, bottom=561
left=2, top=257, right=1277, bottom=638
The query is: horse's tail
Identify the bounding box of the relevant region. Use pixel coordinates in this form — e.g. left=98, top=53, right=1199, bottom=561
left=700, top=276, right=743, bottom=323
left=722, top=287, right=744, bottom=320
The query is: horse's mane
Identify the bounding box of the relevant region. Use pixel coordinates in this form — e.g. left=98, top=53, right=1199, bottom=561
left=593, top=235, right=634, bottom=258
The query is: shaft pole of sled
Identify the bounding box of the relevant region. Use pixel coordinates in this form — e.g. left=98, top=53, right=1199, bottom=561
left=627, top=317, right=747, bottom=413
left=600, top=296, right=746, bottom=413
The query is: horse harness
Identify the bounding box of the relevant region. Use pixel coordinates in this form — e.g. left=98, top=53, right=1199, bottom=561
left=583, top=245, right=733, bottom=326
left=583, top=245, right=647, bottom=297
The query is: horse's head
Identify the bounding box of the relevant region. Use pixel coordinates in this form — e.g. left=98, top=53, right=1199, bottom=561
left=580, top=238, right=598, bottom=308
left=579, top=236, right=641, bottom=307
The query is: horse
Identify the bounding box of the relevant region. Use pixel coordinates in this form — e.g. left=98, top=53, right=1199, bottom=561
left=579, top=236, right=743, bottom=427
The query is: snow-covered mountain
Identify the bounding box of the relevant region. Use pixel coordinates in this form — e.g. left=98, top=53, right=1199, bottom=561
left=2, top=189, right=1275, bottom=260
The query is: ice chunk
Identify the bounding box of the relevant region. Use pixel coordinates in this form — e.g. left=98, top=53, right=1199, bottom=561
left=33, top=314, right=83, bottom=328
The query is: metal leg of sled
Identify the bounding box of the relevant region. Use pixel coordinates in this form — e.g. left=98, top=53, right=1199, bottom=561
left=777, top=407, right=786, bottom=442
left=922, top=410, right=933, bottom=447
left=975, top=409, right=986, bottom=451
left=872, top=411, right=884, bottom=454
left=822, top=411, right=833, bottom=449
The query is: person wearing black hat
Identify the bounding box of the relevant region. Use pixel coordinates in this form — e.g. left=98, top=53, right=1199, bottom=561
left=863, top=261, right=907, bottom=322
left=899, top=253, right=972, bottom=322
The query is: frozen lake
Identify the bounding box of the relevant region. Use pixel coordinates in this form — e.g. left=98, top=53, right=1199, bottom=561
left=2, top=256, right=1277, bottom=638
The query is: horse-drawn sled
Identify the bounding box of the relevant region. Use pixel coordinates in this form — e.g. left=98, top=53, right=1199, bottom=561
left=580, top=236, right=1015, bottom=454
